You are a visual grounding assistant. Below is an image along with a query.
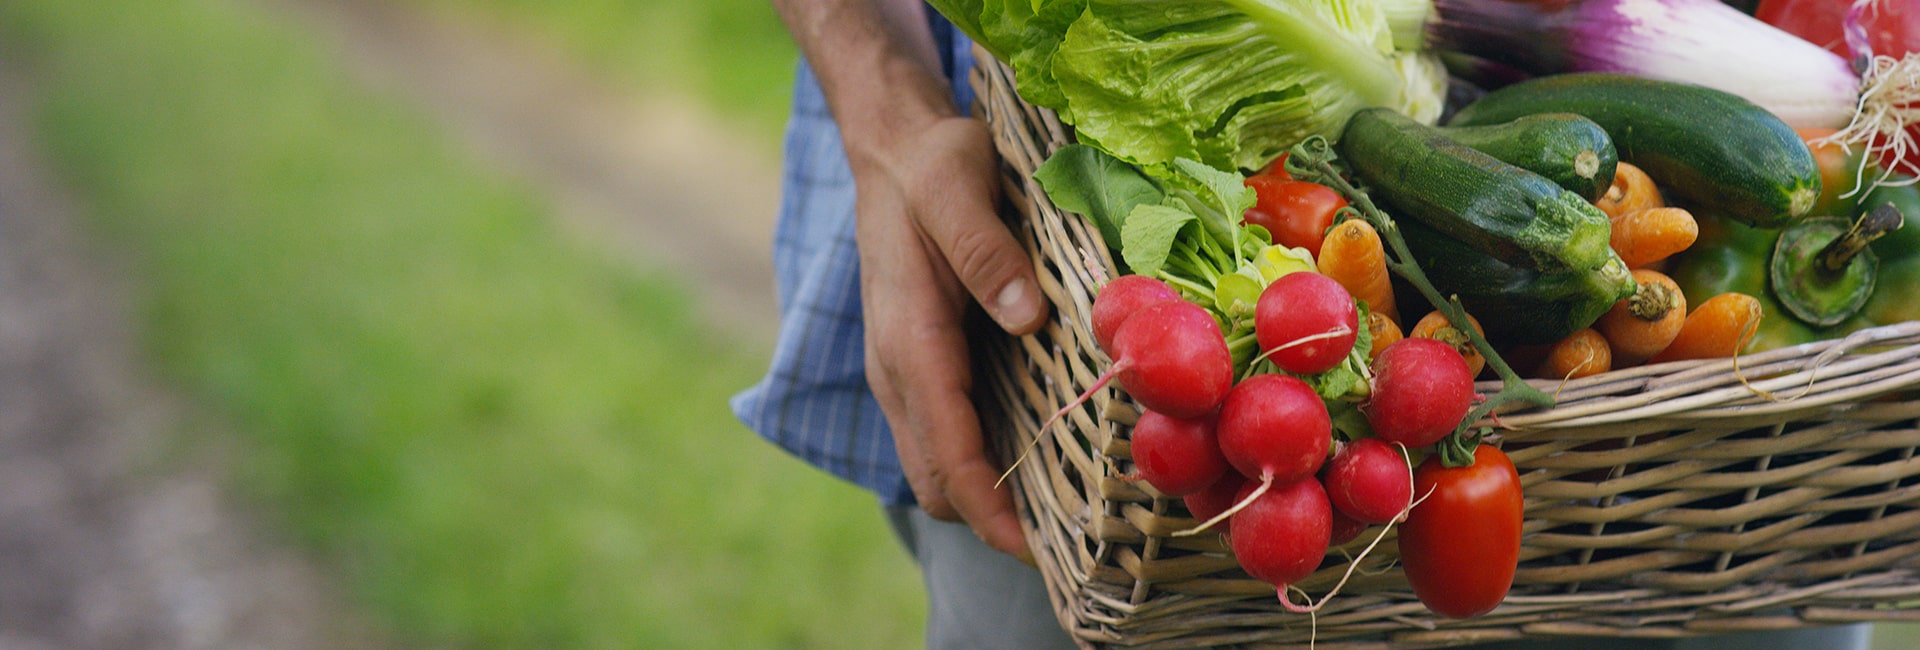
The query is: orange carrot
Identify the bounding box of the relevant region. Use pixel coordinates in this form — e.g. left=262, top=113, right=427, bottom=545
left=1611, top=207, right=1699, bottom=269
left=1411, top=310, right=1485, bottom=378
left=1366, top=309, right=1403, bottom=360
left=1597, top=269, right=1688, bottom=366
left=1646, top=292, right=1764, bottom=363
left=1594, top=161, right=1664, bottom=220
left=1318, top=219, right=1397, bottom=322
left=1537, top=329, right=1612, bottom=380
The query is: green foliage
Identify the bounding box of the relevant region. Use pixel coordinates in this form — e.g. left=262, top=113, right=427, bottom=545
left=0, top=0, right=922, bottom=647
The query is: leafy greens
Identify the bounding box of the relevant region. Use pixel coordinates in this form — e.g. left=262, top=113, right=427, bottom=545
left=930, top=0, right=1447, bottom=173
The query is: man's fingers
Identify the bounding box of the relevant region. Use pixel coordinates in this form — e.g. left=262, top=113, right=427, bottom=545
left=893, top=330, right=1028, bottom=558
left=913, top=120, right=1049, bottom=336
left=868, top=344, right=959, bottom=523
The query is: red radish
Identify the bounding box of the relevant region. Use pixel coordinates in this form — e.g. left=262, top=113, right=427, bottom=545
left=1255, top=272, right=1360, bottom=375
left=1002, top=299, right=1235, bottom=486
left=1109, top=301, right=1235, bottom=418
left=1184, top=472, right=1248, bottom=523
left=1130, top=410, right=1228, bottom=497
left=1321, top=438, right=1414, bottom=525
left=1216, top=374, right=1332, bottom=485
left=1229, top=476, right=1332, bottom=590
left=1327, top=507, right=1367, bottom=546
left=1365, top=338, right=1476, bottom=448
left=1092, top=275, right=1183, bottom=352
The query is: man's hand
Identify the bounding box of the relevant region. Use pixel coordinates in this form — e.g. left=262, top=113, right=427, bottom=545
left=773, top=0, right=1049, bottom=558
left=852, top=114, right=1048, bottom=558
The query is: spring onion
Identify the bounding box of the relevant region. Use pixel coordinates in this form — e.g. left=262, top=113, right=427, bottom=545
left=1422, top=0, right=1863, bottom=129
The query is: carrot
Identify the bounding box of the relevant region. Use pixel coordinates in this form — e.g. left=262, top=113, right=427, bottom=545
left=1646, top=292, right=1763, bottom=363
left=1611, top=207, right=1698, bottom=269
left=1411, top=310, right=1485, bottom=378
left=1597, top=269, right=1688, bottom=366
left=1537, top=329, right=1611, bottom=380
left=1318, top=219, right=1397, bottom=322
left=1366, top=309, right=1403, bottom=360
left=1594, top=161, right=1664, bottom=220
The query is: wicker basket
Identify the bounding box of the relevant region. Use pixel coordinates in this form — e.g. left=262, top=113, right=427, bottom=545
left=968, top=51, right=1920, bottom=649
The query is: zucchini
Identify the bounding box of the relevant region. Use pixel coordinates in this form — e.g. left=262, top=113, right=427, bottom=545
left=1397, top=217, right=1636, bottom=345
left=1447, top=73, right=1820, bottom=229
left=1337, top=107, right=1613, bottom=272
left=1439, top=113, right=1618, bottom=203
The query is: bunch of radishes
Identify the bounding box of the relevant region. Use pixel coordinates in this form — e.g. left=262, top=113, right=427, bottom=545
left=1091, top=269, right=1480, bottom=607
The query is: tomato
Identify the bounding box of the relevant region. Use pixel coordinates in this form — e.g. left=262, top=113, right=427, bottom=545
left=1398, top=444, right=1523, bottom=619
left=1256, top=153, right=1293, bottom=181
left=1242, top=177, right=1348, bottom=253
left=1757, top=0, right=1920, bottom=60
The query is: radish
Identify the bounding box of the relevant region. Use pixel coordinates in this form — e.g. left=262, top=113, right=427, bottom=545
left=1254, top=272, right=1359, bottom=375
left=1183, top=472, right=1248, bottom=523
left=1107, top=300, right=1234, bottom=419
left=1130, top=410, right=1228, bottom=497
left=1229, top=476, right=1332, bottom=590
left=1327, top=506, right=1366, bottom=546
left=1002, top=297, right=1234, bottom=486
left=1364, top=337, right=1476, bottom=448
left=1321, top=438, right=1414, bottom=525
left=1217, top=374, right=1332, bottom=486
left=1173, top=374, right=1333, bottom=537
left=1091, top=275, right=1183, bottom=352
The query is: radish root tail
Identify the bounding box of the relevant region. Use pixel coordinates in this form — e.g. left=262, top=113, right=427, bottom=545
left=998, top=358, right=1131, bottom=489
left=1172, top=472, right=1273, bottom=536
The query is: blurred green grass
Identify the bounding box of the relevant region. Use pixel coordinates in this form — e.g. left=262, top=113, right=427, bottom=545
left=0, top=0, right=921, bottom=648
left=408, top=0, right=799, bottom=147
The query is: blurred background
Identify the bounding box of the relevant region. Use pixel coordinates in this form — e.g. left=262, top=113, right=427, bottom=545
left=0, top=0, right=922, bottom=648
left=3, top=1, right=1917, bottom=649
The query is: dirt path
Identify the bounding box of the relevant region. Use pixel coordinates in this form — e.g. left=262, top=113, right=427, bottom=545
left=0, top=68, right=389, bottom=649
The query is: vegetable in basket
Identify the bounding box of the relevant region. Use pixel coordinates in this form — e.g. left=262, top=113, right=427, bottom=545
left=1399, top=443, right=1523, bottom=619
left=1768, top=206, right=1901, bottom=327
left=1669, top=186, right=1918, bottom=353
left=1423, top=0, right=1856, bottom=125
left=1448, top=73, right=1824, bottom=228
left=927, top=0, right=1448, bottom=173
left=1757, top=0, right=1920, bottom=177
left=1338, top=106, right=1617, bottom=273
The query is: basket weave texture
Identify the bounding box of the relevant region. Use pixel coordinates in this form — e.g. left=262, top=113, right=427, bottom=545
left=969, top=51, right=1920, bottom=649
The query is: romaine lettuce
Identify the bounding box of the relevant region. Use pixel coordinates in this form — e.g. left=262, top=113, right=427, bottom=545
left=930, top=0, right=1445, bottom=173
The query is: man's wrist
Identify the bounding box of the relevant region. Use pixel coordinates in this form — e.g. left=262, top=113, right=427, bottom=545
left=772, top=0, right=958, bottom=174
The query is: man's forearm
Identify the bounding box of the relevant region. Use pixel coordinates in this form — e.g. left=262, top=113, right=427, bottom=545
left=771, top=0, right=956, bottom=166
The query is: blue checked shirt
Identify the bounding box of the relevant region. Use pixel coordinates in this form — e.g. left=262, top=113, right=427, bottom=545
left=730, top=15, right=976, bottom=506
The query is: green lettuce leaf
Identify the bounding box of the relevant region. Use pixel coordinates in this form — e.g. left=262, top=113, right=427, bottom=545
left=931, top=0, right=1446, bottom=173
left=1032, top=143, right=1164, bottom=260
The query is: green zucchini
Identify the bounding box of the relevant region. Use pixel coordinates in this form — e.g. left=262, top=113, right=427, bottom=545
left=1337, top=107, right=1613, bottom=273
left=1438, top=113, right=1618, bottom=203
left=1447, top=73, right=1820, bottom=229
left=1398, top=217, right=1636, bottom=345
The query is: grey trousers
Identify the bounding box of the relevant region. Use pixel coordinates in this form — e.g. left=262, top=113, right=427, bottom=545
left=884, top=505, right=1872, bottom=650
left=886, top=505, right=1079, bottom=650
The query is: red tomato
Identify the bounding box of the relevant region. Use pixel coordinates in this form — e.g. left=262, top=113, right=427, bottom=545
left=1242, top=177, right=1347, bottom=252
left=1398, top=445, right=1523, bottom=619
left=1757, top=0, right=1920, bottom=60
left=1256, top=153, right=1293, bottom=181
